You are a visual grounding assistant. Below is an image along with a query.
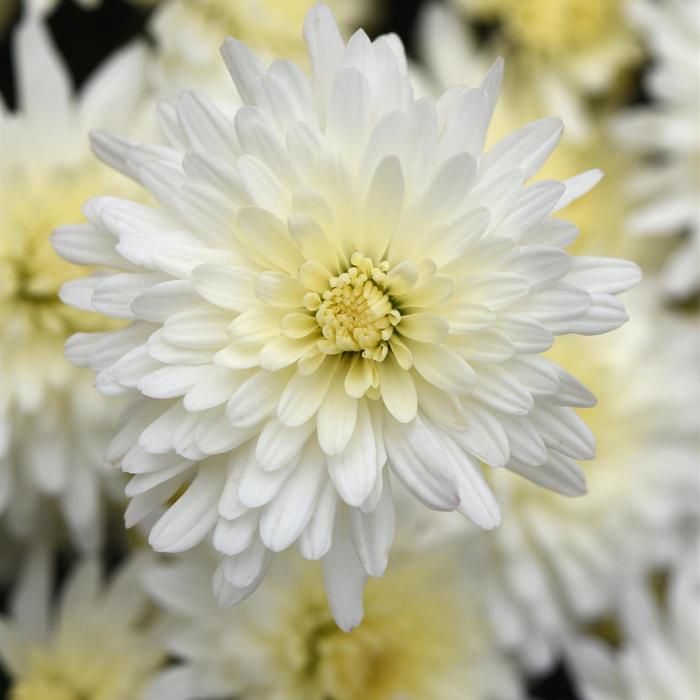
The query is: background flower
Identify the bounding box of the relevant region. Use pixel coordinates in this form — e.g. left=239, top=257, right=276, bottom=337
left=144, top=536, right=522, bottom=700
left=0, top=14, right=150, bottom=551
left=612, top=0, right=700, bottom=300
left=567, top=539, right=700, bottom=700
left=0, top=548, right=164, bottom=700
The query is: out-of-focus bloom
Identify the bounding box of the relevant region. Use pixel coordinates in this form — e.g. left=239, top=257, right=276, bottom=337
left=0, top=17, right=148, bottom=550
left=148, top=0, right=371, bottom=97
left=445, top=289, right=699, bottom=670
left=0, top=550, right=163, bottom=700
left=613, top=0, right=700, bottom=300
left=419, top=2, right=663, bottom=270
left=446, top=0, right=641, bottom=140
left=568, top=542, right=700, bottom=700
left=53, top=4, right=640, bottom=629
left=144, top=542, right=522, bottom=700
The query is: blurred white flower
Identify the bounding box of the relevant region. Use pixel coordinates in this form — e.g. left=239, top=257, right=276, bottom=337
left=0, top=17, right=149, bottom=550
left=144, top=542, right=522, bottom=700
left=613, top=0, right=700, bottom=300
left=443, top=288, right=699, bottom=670
left=417, top=3, right=643, bottom=263
left=148, top=0, right=371, bottom=98
left=53, top=3, right=640, bottom=629
left=0, top=549, right=163, bottom=700
left=568, top=541, right=700, bottom=700
left=443, top=0, right=641, bottom=140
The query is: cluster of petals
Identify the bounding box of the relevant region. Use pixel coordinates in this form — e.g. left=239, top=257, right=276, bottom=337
left=54, top=4, right=640, bottom=627
left=614, top=0, right=700, bottom=299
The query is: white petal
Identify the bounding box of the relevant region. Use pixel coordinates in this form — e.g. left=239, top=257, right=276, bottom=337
left=213, top=511, right=259, bottom=556
left=481, top=117, right=563, bottom=181
left=219, top=537, right=272, bottom=591
left=148, top=466, right=225, bottom=553
left=384, top=414, right=460, bottom=510
left=259, top=443, right=325, bottom=551
left=529, top=403, right=596, bottom=461
left=317, top=371, right=358, bottom=455
left=238, top=451, right=295, bottom=509
left=565, top=257, right=642, bottom=295
left=298, top=479, right=338, bottom=560
left=220, top=38, right=265, bottom=105
left=377, top=355, right=417, bottom=423
left=15, top=17, right=71, bottom=124
left=554, top=169, right=603, bottom=211
left=138, top=365, right=209, bottom=399
left=255, top=417, right=315, bottom=471
left=550, top=293, right=628, bottom=335
left=349, top=471, right=395, bottom=577
left=451, top=402, right=510, bottom=467
left=278, top=358, right=337, bottom=427
left=410, top=342, right=477, bottom=396
left=360, top=155, right=404, bottom=260
left=322, top=516, right=367, bottom=632
left=508, top=451, right=587, bottom=497
left=227, top=370, right=291, bottom=428
left=433, top=428, right=500, bottom=529
left=131, top=281, right=205, bottom=323
left=326, top=400, right=378, bottom=507
left=190, top=264, right=257, bottom=312
left=470, top=363, right=534, bottom=416
left=304, top=3, right=345, bottom=122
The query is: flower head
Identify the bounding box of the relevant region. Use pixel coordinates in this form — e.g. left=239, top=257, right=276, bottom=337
left=0, top=550, right=163, bottom=700
left=568, top=541, right=700, bottom=700
left=54, top=4, right=640, bottom=628
left=446, top=288, right=699, bottom=671
left=445, top=0, right=641, bottom=140
left=144, top=543, right=521, bottom=700
left=149, top=0, right=371, bottom=97
left=613, top=0, right=700, bottom=299
left=0, top=17, right=148, bottom=550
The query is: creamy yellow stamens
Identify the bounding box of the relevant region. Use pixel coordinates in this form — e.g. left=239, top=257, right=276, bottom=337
left=313, top=253, right=400, bottom=362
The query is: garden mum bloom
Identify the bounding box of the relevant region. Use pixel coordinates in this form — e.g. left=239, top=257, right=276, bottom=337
left=54, top=4, right=640, bottom=628
left=614, top=0, right=700, bottom=299
left=447, top=288, right=699, bottom=670
left=448, top=0, right=641, bottom=139
left=148, top=0, right=370, bottom=97
left=144, top=543, right=522, bottom=700
left=568, top=542, right=700, bottom=700
left=0, top=550, right=163, bottom=700
left=0, top=17, right=147, bottom=550
left=419, top=2, right=651, bottom=267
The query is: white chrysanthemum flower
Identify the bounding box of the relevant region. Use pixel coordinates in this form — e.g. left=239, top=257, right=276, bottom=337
left=0, top=17, right=148, bottom=550
left=148, top=0, right=371, bottom=98
left=442, top=288, right=699, bottom=671
left=613, top=0, right=700, bottom=300
left=54, top=4, right=640, bottom=628
left=446, top=0, right=641, bottom=140
left=418, top=2, right=656, bottom=269
left=0, top=550, right=164, bottom=700
left=144, top=542, right=522, bottom=700
left=568, top=543, right=700, bottom=700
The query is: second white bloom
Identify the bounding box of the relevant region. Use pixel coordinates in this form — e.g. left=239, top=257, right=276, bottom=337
left=53, top=4, right=640, bottom=628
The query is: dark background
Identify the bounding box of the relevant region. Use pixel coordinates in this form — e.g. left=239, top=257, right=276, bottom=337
left=0, top=1, right=580, bottom=697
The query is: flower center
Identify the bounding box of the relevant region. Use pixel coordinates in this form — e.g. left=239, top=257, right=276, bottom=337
left=314, top=253, right=400, bottom=362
